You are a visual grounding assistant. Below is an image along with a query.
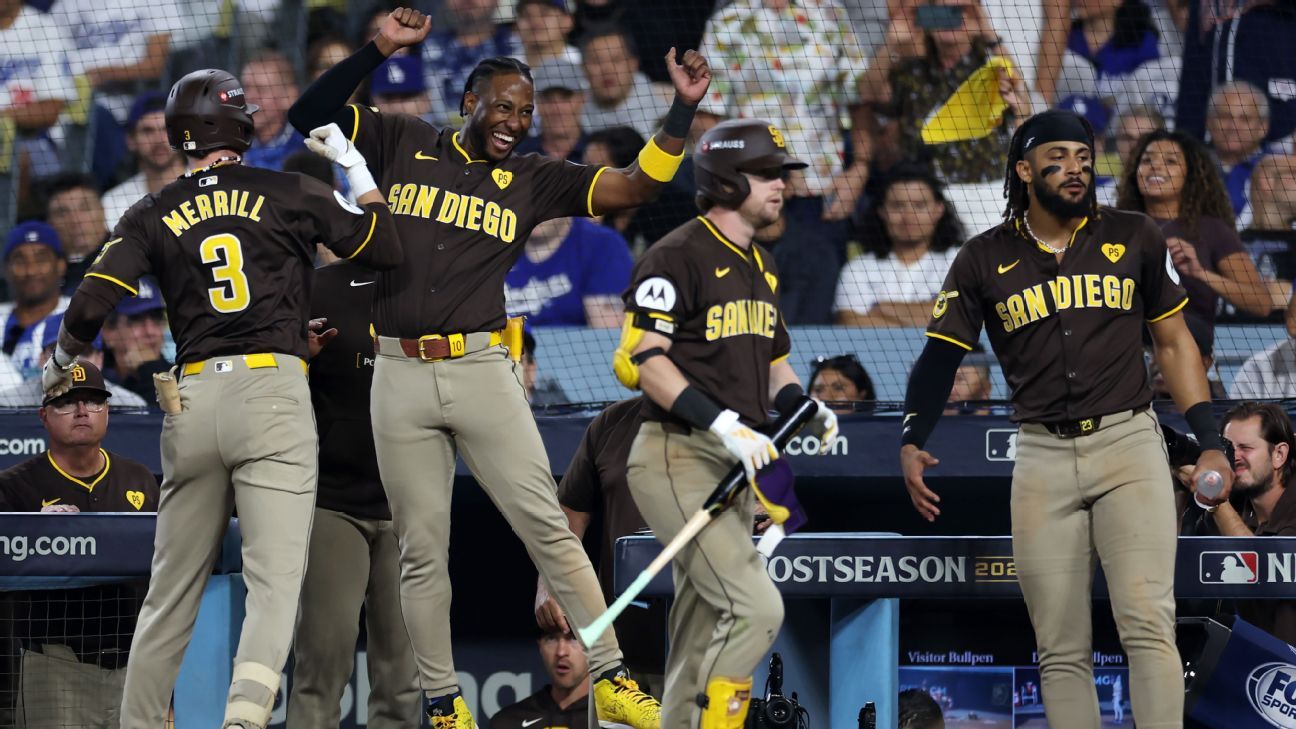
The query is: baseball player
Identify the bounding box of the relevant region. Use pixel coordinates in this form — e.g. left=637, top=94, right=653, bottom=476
left=898, top=109, right=1231, bottom=729
left=41, top=68, right=401, bottom=729
left=288, top=6, right=712, bottom=726
left=615, top=119, right=836, bottom=729
left=0, top=360, right=158, bottom=514
left=0, top=360, right=160, bottom=727
left=287, top=259, right=419, bottom=727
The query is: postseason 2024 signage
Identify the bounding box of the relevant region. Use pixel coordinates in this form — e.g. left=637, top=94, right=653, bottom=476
left=614, top=534, right=1296, bottom=600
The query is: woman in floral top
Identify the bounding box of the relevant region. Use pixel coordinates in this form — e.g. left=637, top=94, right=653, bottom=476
left=863, top=0, right=1029, bottom=183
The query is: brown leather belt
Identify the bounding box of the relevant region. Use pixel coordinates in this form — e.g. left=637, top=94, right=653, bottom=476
left=373, top=331, right=502, bottom=362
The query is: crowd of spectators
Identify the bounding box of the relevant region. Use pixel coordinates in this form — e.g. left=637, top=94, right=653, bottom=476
left=1, top=0, right=1295, bottom=405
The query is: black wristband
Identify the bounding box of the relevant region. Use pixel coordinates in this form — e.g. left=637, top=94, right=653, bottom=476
left=663, top=96, right=697, bottom=139
left=671, top=385, right=724, bottom=431
left=774, top=383, right=805, bottom=416
left=1184, top=401, right=1224, bottom=452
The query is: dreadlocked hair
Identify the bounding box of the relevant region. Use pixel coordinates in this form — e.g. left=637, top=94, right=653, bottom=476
left=1001, top=112, right=1099, bottom=223
left=1115, top=128, right=1235, bottom=237
left=460, top=57, right=532, bottom=117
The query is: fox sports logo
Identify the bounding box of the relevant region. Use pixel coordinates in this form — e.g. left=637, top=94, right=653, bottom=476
left=1248, top=662, right=1296, bottom=727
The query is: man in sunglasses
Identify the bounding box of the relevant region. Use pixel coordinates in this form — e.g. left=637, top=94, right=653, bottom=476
left=612, top=117, right=837, bottom=729
left=0, top=359, right=159, bottom=725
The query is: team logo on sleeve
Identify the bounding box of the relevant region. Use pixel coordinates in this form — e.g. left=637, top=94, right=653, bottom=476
left=126, top=491, right=145, bottom=511
left=333, top=190, right=364, bottom=215
left=1101, top=242, right=1126, bottom=263
left=932, top=290, right=959, bottom=319
left=492, top=169, right=513, bottom=190
left=634, top=277, right=677, bottom=312
left=94, top=238, right=120, bottom=265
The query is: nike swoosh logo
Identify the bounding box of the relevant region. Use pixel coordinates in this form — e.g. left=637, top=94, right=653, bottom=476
left=521, top=719, right=543, bottom=728
left=414, top=151, right=438, bottom=160
left=41, top=498, right=60, bottom=507
left=715, top=267, right=730, bottom=278
left=997, top=260, right=1020, bottom=274
left=350, top=280, right=375, bottom=287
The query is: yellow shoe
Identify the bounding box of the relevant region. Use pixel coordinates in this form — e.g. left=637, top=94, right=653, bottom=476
left=699, top=676, right=752, bottom=729
left=594, top=669, right=661, bottom=729
left=426, top=694, right=476, bottom=729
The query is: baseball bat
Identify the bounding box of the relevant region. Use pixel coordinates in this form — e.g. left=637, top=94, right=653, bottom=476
left=577, top=397, right=819, bottom=646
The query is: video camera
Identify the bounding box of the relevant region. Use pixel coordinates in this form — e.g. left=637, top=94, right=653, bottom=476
left=1163, top=424, right=1235, bottom=486
left=747, top=653, right=809, bottom=729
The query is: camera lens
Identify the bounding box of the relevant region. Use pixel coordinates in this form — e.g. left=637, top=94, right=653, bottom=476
left=767, top=697, right=793, bottom=725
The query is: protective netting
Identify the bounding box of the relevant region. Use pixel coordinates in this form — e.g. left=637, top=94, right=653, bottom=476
left=0, top=0, right=1292, bottom=408
left=0, top=582, right=148, bottom=728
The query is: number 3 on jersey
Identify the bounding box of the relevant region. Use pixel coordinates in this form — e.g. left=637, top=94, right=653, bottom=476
left=199, top=234, right=251, bottom=313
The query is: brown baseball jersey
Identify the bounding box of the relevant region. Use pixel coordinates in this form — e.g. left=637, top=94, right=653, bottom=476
left=927, top=208, right=1189, bottom=423
left=338, top=105, right=605, bottom=337
left=557, top=397, right=647, bottom=598
left=488, top=687, right=588, bottom=729
left=623, top=216, right=791, bottom=428
left=0, top=449, right=159, bottom=513
left=0, top=450, right=157, bottom=666
left=557, top=396, right=666, bottom=673
left=84, top=162, right=399, bottom=365
left=309, top=260, right=388, bottom=521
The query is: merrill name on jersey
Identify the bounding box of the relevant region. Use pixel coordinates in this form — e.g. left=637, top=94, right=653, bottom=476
left=993, top=273, right=1136, bottom=333
left=387, top=183, right=519, bottom=244
left=161, top=190, right=266, bottom=236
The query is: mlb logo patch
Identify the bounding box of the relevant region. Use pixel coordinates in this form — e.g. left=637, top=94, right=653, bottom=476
left=1200, top=551, right=1259, bottom=584
left=214, top=360, right=234, bottom=373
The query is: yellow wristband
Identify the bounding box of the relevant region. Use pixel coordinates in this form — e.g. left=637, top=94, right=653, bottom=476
left=637, top=137, right=684, bottom=183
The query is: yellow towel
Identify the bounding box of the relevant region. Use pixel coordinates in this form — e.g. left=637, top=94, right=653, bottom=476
left=921, top=56, right=1016, bottom=144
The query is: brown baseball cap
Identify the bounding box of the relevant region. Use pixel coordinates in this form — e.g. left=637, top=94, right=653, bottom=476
left=42, top=360, right=113, bottom=407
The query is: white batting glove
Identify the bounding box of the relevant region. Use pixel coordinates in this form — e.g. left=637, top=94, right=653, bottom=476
left=710, top=409, right=779, bottom=484
left=306, top=123, right=364, bottom=168
left=306, top=123, right=377, bottom=197
left=41, top=352, right=76, bottom=401
left=807, top=398, right=839, bottom=452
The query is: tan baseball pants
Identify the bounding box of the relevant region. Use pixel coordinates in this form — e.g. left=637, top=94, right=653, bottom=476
left=288, top=507, right=420, bottom=727
left=18, top=645, right=125, bottom=728
left=1012, top=408, right=1182, bottom=729
left=121, top=355, right=317, bottom=728
left=625, top=423, right=784, bottom=729
left=370, top=343, right=622, bottom=697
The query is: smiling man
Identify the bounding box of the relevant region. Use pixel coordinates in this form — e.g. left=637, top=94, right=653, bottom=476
left=899, top=108, right=1230, bottom=729
left=287, top=6, right=711, bottom=727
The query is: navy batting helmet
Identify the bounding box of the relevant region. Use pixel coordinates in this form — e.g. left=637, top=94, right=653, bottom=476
left=165, top=69, right=259, bottom=155
left=694, top=119, right=807, bottom=209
